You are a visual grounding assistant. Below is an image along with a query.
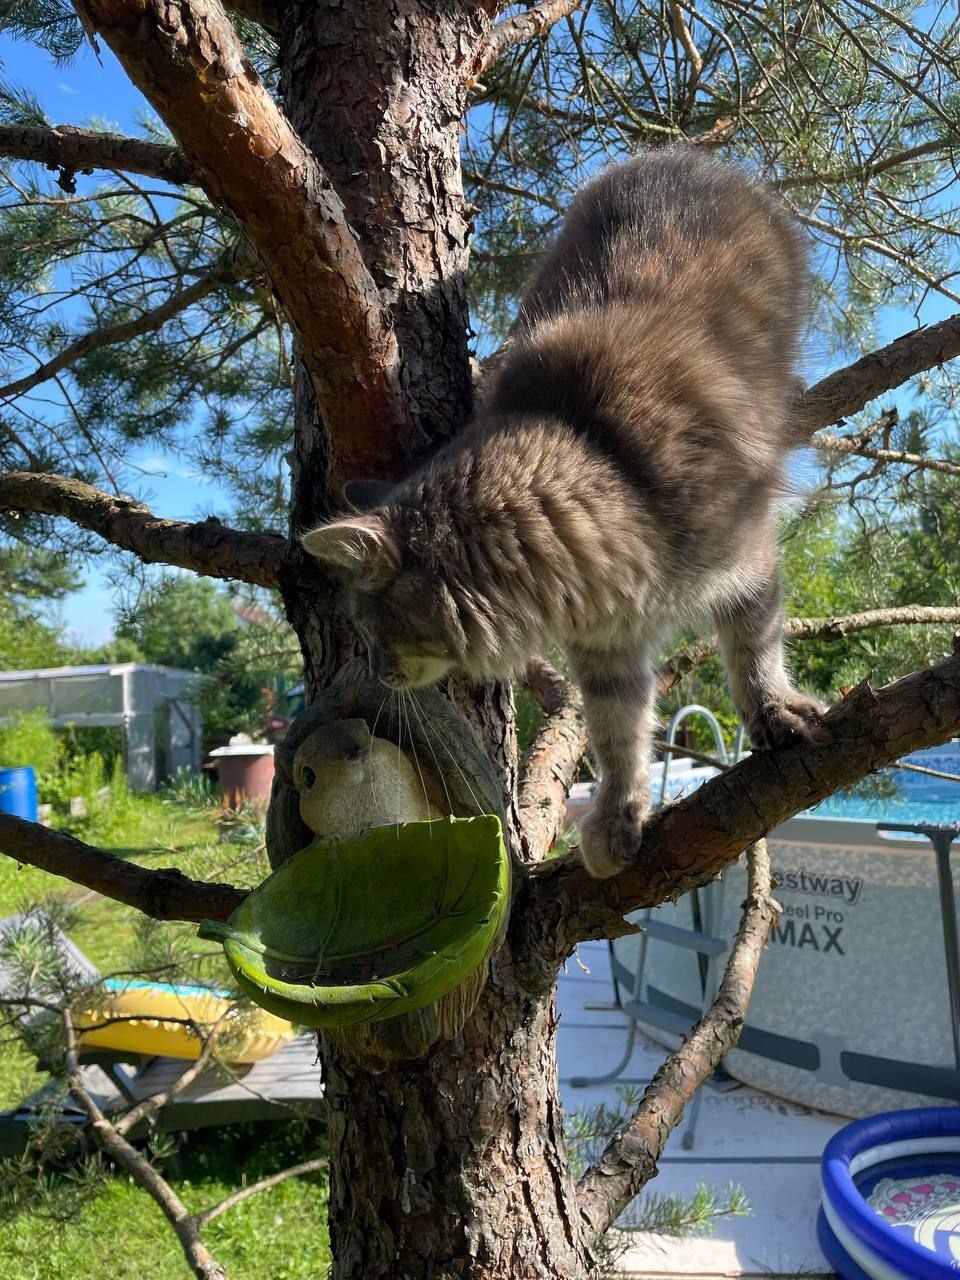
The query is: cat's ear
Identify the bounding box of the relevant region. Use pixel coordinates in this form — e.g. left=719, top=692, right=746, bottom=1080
left=301, top=516, right=400, bottom=586
left=342, top=478, right=395, bottom=513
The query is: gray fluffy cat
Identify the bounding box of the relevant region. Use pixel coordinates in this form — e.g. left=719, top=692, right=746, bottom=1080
left=303, top=148, right=827, bottom=879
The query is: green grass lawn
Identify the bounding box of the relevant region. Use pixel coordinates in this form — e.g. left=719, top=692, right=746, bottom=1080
left=0, top=794, right=331, bottom=1280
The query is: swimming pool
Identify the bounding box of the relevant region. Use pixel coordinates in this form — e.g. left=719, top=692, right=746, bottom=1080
left=812, top=757, right=959, bottom=826
left=610, top=740, right=960, bottom=1118
left=659, top=745, right=960, bottom=825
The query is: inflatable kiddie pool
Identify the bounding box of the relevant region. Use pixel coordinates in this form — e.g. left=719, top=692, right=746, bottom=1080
left=819, top=1107, right=960, bottom=1278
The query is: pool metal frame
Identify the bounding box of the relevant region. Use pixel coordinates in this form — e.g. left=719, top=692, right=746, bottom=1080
left=571, top=706, right=960, bottom=1146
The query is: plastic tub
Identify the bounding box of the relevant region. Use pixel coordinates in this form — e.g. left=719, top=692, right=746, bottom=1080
left=208, top=743, right=275, bottom=808
left=0, top=766, right=38, bottom=821
left=819, top=1107, right=960, bottom=1277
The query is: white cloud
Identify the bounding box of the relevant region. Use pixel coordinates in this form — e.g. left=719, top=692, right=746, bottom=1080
left=58, top=82, right=80, bottom=96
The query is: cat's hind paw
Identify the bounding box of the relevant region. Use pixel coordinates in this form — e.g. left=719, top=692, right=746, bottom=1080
left=748, top=692, right=830, bottom=750
left=579, top=800, right=646, bottom=879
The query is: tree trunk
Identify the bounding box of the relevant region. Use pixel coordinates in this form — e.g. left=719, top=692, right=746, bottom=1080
left=321, top=974, right=594, bottom=1279
left=275, top=4, right=595, bottom=1275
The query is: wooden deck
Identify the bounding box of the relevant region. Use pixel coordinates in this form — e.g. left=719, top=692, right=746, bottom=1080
left=0, top=1033, right=323, bottom=1152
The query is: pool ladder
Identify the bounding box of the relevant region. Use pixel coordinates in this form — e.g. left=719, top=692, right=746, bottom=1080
left=572, top=705, right=744, bottom=1150
left=572, top=710, right=960, bottom=1141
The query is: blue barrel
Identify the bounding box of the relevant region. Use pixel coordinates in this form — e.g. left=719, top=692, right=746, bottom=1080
left=0, top=766, right=38, bottom=821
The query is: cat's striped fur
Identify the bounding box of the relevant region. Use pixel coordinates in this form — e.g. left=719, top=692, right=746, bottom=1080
left=303, top=148, right=827, bottom=878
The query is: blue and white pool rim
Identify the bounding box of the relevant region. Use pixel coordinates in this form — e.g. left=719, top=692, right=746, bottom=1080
left=818, top=1107, right=960, bottom=1279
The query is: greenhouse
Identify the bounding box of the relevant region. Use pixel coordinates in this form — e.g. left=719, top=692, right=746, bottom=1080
left=0, top=663, right=203, bottom=791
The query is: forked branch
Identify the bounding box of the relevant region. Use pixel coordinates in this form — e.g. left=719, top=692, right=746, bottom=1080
left=576, top=841, right=778, bottom=1238
left=60, top=1007, right=229, bottom=1280
left=0, top=812, right=247, bottom=923
left=12, top=995, right=320, bottom=1280
left=0, top=472, right=290, bottom=587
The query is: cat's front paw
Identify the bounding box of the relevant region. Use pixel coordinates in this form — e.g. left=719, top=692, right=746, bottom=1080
left=579, top=797, right=647, bottom=879
left=748, top=692, right=830, bottom=749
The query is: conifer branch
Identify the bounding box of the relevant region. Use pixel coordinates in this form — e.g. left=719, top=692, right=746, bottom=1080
left=60, top=1008, right=229, bottom=1280
left=0, top=472, right=291, bottom=587
left=474, top=0, right=583, bottom=76
left=774, top=138, right=956, bottom=191
left=0, top=811, right=248, bottom=923
left=816, top=433, right=960, bottom=478
left=798, top=309, right=960, bottom=434
left=576, top=841, right=778, bottom=1239
left=0, top=248, right=254, bottom=404
left=657, top=607, right=960, bottom=692
left=0, top=122, right=193, bottom=185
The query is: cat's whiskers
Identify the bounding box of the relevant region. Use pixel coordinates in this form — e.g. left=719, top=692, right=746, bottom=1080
left=394, top=689, right=402, bottom=838
left=368, top=694, right=386, bottom=819
left=406, top=687, right=453, bottom=817
left=410, top=688, right=483, bottom=816
left=401, top=690, right=433, bottom=838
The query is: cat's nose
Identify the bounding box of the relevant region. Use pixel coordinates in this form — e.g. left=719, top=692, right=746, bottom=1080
left=378, top=671, right=408, bottom=690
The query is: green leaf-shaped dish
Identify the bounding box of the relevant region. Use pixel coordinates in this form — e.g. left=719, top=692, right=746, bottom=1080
left=199, top=815, right=509, bottom=1029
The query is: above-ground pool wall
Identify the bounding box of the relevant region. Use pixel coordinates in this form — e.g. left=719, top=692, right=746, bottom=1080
left=625, top=816, right=960, bottom=1118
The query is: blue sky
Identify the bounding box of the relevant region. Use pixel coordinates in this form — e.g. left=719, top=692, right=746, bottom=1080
left=2, top=33, right=233, bottom=642
left=3, top=29, right=955, bottom=642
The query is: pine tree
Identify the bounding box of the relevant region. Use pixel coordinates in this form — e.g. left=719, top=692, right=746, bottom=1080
left=1, top=3, right=960, bottom=1277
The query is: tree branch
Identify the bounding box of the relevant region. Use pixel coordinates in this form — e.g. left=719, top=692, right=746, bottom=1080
left=785, top=607, right=960, bottom=641
left=0, top=812, right=247, bottom=924
left=0, top=471, right=291, bottom=587
left=0, top=248, right=253, bottom=404
left=75, top=0, right=410, bottom=483
left=516, top=641, right=960, bottom=977
left=576, top=841, right=778, bottom=1239
left=656, top=607, right=960, bottom=693
left=113, top=1020, right=224, bottom=1137
left=816, top=433, right=960, bottom=478
left=61, top=1007, right=228, bottom=1280
left=775, top=138, right=956, bottom=192
left=194, top=1159, right=327, bottom=1227
left=473, top=0, right=583, bottom=76
left=0, top=122, right=193, bottom=185
left=797, top=311, right=960, bottom=434
left=518, top=660, right=588, bottom=862
left=668, top=1, right=703, bottom=99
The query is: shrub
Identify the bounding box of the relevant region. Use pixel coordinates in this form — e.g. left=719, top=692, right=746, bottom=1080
left=0, top=710, right=61, bottom=775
